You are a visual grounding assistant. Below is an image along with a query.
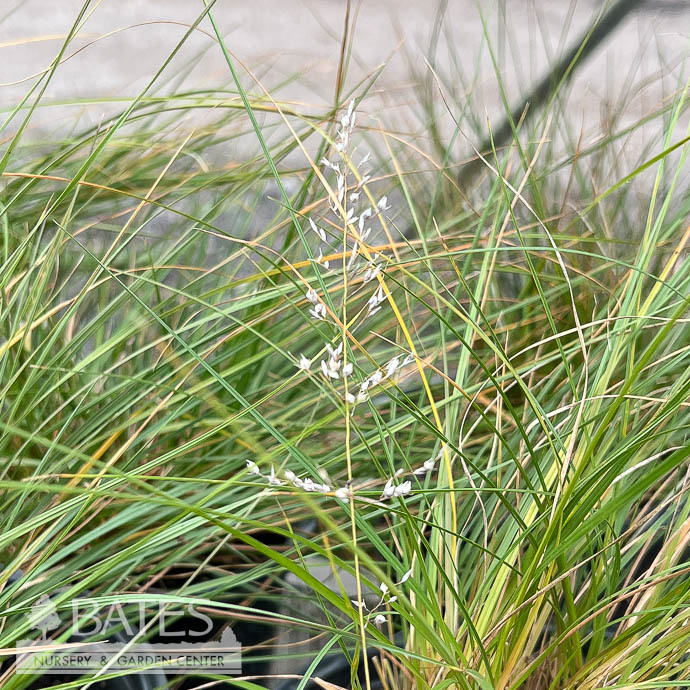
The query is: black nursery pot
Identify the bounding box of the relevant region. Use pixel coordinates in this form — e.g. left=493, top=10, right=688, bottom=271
left=275, top=644, right=390, bottom=690
left=148, top=566, right=279, bottom=690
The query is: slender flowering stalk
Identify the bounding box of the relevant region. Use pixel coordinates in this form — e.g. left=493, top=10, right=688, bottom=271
left=270, top=101, right=431, bottom=668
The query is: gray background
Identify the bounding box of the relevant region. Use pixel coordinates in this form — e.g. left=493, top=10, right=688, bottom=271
left=1, top=1, right=688, bottom=150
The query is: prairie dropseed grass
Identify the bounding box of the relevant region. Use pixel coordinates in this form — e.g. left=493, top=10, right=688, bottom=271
left=0, top=3, right=689, bottom=690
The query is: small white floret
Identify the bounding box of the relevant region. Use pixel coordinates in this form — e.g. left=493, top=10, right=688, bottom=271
left=377, top=196, right=391, bottom=211
left=393, top=480, right=412, bottom=497
left=309, top=218, right=327, bottom=242
left=320, top=157, right=340, bottom=173
left=267, top=467, right=282, bottom=486
left=385, top=357, right=400, bottom=377
left=246, top=460, right=261, bottom=476
left=366, top=285, right=385, bottom=316
left=414, top=459, right=434, bottom=475
left=321, top=359, right=340, bottom=379
left=347, top=242, right=359, bottom=272
left=309, top=303, right=327, bottom=321
left=369, top=370, right=383, bottom=386
left=334, top=486, right=351, bottom=500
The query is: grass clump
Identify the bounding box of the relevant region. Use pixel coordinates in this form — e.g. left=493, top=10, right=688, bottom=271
left=0, top=3, right=689, bottom=689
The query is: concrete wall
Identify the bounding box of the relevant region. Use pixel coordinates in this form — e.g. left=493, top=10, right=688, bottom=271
left=1, top=1, right=687, bottom=148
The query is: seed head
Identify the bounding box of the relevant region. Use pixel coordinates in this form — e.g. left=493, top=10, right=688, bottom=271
left=385, top=357, right=400, bottom=378
left=334, top=486, right=351, bottom=500
left=414, top=458, right=436, bottom=475
left=309, top=217, right=327, bottom=243
left=320, top=157, right=340, bottom=173
left=369, top=370, right=383, bottom=386
left=400, top=568, right=413, bottom=584
left=366, top=285, right=385, bottom=317
left=246, top=460, right=261, bottom=476
left=309, top=302, right=327, bottom=321
left=267, top=466, right=282, bottom=486
left=393, top=480, right=412, bottom=497
left=377, top=196, right=391, bottom=211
